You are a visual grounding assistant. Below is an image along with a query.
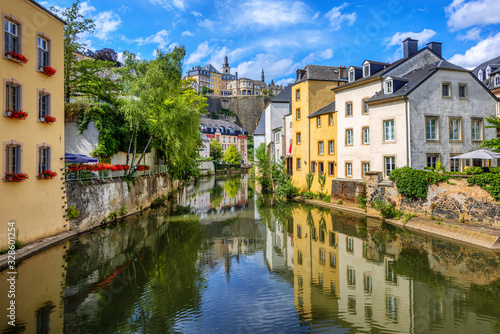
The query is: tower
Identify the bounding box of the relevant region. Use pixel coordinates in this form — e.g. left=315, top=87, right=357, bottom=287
left=261, top=68, right=265, bottom=83
left=222, top=55, right=230, bottom=74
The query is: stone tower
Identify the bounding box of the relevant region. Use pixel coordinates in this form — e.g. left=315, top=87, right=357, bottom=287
left=261, top=68, right=265, bottom=83
left=222, top=55, right=230, bottom=74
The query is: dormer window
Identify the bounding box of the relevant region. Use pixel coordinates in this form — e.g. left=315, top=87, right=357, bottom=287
left=479, top=70, right=483, bottom=81
left=495, top=76, right=500, bottom=87
left=384, top=80, right=393, bottom=94
left=486, top=67, right=491, bottom=79
left=363, top=64, right=370, bottom=77
left=348, top=69, right=355, bottom=83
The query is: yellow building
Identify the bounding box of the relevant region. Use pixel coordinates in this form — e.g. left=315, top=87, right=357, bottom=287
left=291, top=65, right=347, bottom=192
left=0, top=0, right=67, bottom=248
left=186, top=58, right=235, bottom=96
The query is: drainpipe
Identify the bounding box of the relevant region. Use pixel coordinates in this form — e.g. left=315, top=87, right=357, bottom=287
left=405, top=97, right=410, bottom=167
left=308, top=113, right=311, bottom=191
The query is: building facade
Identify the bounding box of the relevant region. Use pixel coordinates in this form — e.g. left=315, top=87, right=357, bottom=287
left=200, top=117, right=248, bottom=164
left=186, top=58, right=235, bottom=96
left=1, top=0, right=67, bottom=248
left=473, top=55, right=500, bottom=100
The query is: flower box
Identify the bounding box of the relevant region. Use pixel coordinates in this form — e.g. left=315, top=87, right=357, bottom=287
left=6, top=109, right=28, bottom=120
left=37, top=170, right=57, bottom=180
left=4, top=172, right=29, bottom=182
left=40, top=66, right=56, bottom=77
left=5, top=51, right=28, bottom=64
left=41, top=115, right=56, bottom=124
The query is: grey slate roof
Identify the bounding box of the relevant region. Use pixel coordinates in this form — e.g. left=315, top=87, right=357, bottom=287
left=200, top=117, right=246, bottom=133
left=295, top=65, right=346, bottom=84
left=367, top=60, right=467, bottom=103
left=253, top=111, right=266, bottom=135
left=308, top=101, right=336, bottom=118
left=473, top=56, right=500, bottom=76
left=272, top=84, right=292, bottom=103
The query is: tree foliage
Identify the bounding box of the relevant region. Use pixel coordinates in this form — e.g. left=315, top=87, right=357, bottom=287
left=223, top=144, right=242, bottom=165
left=274, top=159, right=300, bottom=198
left=255, top=143, right=273, bottom=193
left=480, top=116, right=500, bottom=152
left=210, top=139, right=223, bottom=162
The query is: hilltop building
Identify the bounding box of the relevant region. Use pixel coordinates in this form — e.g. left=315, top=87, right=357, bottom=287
left=200, top=117, right=248, bottom=164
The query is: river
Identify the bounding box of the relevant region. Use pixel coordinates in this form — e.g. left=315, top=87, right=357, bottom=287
left=1, top=174, right=500, bottom=333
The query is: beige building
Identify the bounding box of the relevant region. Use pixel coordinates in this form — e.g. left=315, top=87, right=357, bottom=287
left=1, top=0, right=67, bottom=248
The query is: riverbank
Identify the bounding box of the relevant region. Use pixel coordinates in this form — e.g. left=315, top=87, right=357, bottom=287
left=296, top=197, right=500, bottom=251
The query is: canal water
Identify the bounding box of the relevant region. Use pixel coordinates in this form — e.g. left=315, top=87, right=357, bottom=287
left=1, top=174, right=500, bottom=333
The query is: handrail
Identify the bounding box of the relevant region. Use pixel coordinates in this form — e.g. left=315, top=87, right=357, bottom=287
left=65, top=164, right=168, bottom=182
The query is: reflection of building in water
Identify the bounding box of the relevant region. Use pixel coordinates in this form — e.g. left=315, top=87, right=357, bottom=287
left=265, top=216, right=294, bottom=273
left=0, top=242, right=68, bottom=333
left=293, top=208, right=340, bottom=319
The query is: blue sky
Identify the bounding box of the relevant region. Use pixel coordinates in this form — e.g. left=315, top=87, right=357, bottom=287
left=42, top=0, right=500, bottom=86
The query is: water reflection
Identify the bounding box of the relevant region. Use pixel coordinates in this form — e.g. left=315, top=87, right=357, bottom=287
left=1, top=175, right=500, bottom=333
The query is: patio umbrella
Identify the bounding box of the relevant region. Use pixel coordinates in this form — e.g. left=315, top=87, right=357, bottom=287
left=65, top=153, right=98, bottom=163
left=451, top=149, right=500, bottom=160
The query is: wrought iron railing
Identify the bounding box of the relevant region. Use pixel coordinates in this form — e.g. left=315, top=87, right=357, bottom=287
left=65, top=165, right=168, bottom=182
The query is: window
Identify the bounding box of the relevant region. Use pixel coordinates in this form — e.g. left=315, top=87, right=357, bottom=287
left=347, top=237, right=354, bottom=252
left=348, top=296, right=357, bottom=314
left=496, top=76, right=500, bottom=87
left=385, top=156, right=396, bottom=177
left=346, top=102, right=353, bottom=117
left=364, top=274, right=373, bottom=293
left=386, top=296, right=399, bottom=322
left=38, top=92, right=50, bottom=119
left=318, top=141, right=324, bottom=155
left=362, top=163, right=370, bottom=177
left=317, top=117, right=321, bottom=127
left=297, top=158, right=301, bottom=170
left=319, top=162, right=324, bottom=175
left=296, top=108, right=301, bottom=120
left=296, top=89, right=300, bottom=101
left=346, top=162, right=352, bottom=177
left=450, top=154, right=460, bottom=172
left=329, top=114, right=334, bottom=125
left=297, top=251, right=303, bottom=265
left=319, top=249, right=325, bottom=264
left=362, top=99, right=369, bottom=114
left=347, top=268, right=356, bottom=286
left=311, top=161, right=316, bottom=174
left=384, top=120, right=395, bottom=142
left=458, top=84, right=467, bottom=99
left=442, top=82, right=451, bottom=98
left=479, top=71, right=483, bottom=81
left=4, top=19, right=19, bottom=53
left=426, top=117, right=439, bottom=141
left=328, top=162, right=335, bottom=176
left=275, top=132, right=280, bottom=144
left=449, top=118, right=461, bottom=141
left=5, top=82, right=20, bottom=112
left=385, top=80, right=393, bottom=94
left=363, top=64, right=370, bottom=77
left=348, top=70, right=355, bottom=82
left=471, top=119, right=483, bottom=141
left=329, top=140, right=334, bottom=154
left=38, top=146, right=50, bottom=174
left=296, top=132, right=301, bottom=145
left=37, top=36, right=49, bottom=68
left=297, top=225, right=302, bottom=238
left=346, top=129, right=353, bottom=146
left=362, top=127, right=370, bottom=144
left=426, top=154, right=440, bottom=168
left=330, top=253, right=336, bottom=268
left=5, top=144, right=21, bottom=174
left=329, top=232, right=336, bottom=247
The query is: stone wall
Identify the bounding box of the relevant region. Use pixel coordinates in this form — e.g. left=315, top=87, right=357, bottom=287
left=206, top=95, right=272, bottom=134
left=365, top=171, right=500, bottom=228
left=331, top=179, right=366, bottom=204
left=66, top=174, right=180, bottom=232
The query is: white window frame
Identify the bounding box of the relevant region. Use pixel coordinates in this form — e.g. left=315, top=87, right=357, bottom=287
left=426, top=117, right=438, bottom=141
left=329, top=114, right=334, bottom=125
left=38, top=92, right=50, bottom=119
left=346, top=162, right=352, bottom=177
left=5, top=144, right=21, bottom=175
left=4, top=19, right=19, bottom=54
left=384, top=120, right=395, bottom=142
left=329, top=140, right=334, bottom=154
left=362, top=127, right=370, bottom=144
left=362, top=163, right=370, bottom=177
left=317, top=117, right=321, bottom=127
left=495, top=76, right=500, bottom=87
left=37, top=36, right=49, bottom=68
left=346, top=102, right=353, bottom=117
left=38, top=146, right=51, bottom=174
left=346, top=129, right=353, bottom=146
left=384, top=156, right=396, bottom=177
left=363, top=64, right=370, bottom=77
left=471, top=119, right=483, bottom=141
left=385, top=80, right=393, bottom=94
left=318, top=141, right=324, bottom=155
left=449, top=118, right=461, bottom=141
left=348, top=69, right=355, bottom=83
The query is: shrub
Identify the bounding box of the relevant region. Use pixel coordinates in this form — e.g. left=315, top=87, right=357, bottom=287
left=373, top=199, right=402, bottom=218
left=467, top=173, right=500, bottom=200
left=402, top=213, right=417, bottom=224
left=304, top=191, right=314, bottom=199
left=358, top=196, right=367, bottom=209
left=323, top=195, right=331, bottom=202
left=67, top=206, right=80, bottom=219
left=337, top=200, right=343, bottom=205
left=389, top=167, right=449, bottom=200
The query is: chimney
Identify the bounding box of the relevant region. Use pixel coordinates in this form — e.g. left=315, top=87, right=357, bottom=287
left=235, top=71, right=238, bottom=79
left=403, top=38, right=418, bottom=58
left=426, top=42, right=442, bottom=58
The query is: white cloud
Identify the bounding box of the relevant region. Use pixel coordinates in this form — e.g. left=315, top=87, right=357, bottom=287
left=94, top=11, right=121, bottom=40
left=133, top=29, right=169, bottom=49
left=325, top=3, right=356, bottom=31
left=192, top=11, right=203, bottom=17
left=276, top=78, right=295, bottom=86
left=230, top=0, right=307, bottom=28
left=182, top=31, right=194, bottom=37
left=449, top=32, right=500, bottom=69
left=235, top=53, right=297, bottom=81
left=149, top=0, right=186, bottom=11
left=186, top=41, right=211, bottom=65
left=301, top=48, right=334, bottom=64
left=457, top=27, right=482, bottom=41
left=318, top=48, right=334, bottom=59
left=312, top=11, right=320, bottom=20
left=446, top=0, right=500, bottom=31
left=198, top=19, right=215, bottom=29
left=79, top=1, right=96, bottom=15
left=384, top=29, right=437, bottom=48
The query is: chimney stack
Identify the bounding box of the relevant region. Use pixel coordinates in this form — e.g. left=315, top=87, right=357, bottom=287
left=235, top=71, right=238, bottom=80
left=403, top=38, right=419, bottom=58
left=426, top=42, right=442, bottom=58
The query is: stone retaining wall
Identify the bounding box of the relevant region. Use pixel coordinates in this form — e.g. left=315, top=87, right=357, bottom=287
left=365, top=171, right=500, bottom=228
left=331, top=179, right=366, bottom=204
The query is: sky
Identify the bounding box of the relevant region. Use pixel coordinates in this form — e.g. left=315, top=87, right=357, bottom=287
left=41, top=0, right=500, bottom=86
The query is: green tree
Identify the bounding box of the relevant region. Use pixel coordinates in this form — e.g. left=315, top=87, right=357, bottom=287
left=480, top=117, right=500, bottom=152
left=274, top=159, right=300, bottom=198
left=318, top=171, right=327, bottom=196
left=306, top=173, right=315, bottom=192
left=52, top=0, right=95, bottom=99
left=255, top=143, right=272, bottom=193
left=247, top=135, right=254, bottom=162
left=201, top=86, right=214, bottom=95
left=72, top=59, right=122, bottom=104
left=223, top=144, right=242, bottom=165
left=210, top=139, right=223, bottom=162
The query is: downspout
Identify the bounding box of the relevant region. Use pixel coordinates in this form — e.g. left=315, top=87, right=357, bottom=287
left=405, top=97, right=410, bottom=167
left=308, top=114, right=311, bottom=191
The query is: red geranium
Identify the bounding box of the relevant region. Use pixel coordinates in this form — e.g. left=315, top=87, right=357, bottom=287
left=42, top=115, right=57, bottom=124
left=7, top=109, right=28, bottom=120
left=37, top=170, right=57, bottom=180
left=42, top=66, right=56, bottom=76
left=5, top=51, right=28, bottom=64
left=4, top=172, right=29, bottom=182
left=137, top=165, right=150, bottom=171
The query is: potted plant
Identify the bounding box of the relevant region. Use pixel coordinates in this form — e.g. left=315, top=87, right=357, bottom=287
left=6, top=109, right=28, bottom=120
left=40, top=66, right=56, bottom=76
left=37, top=170, right=57, bottom=180
left=5, top=51, right=28, bottom=64
left=41, top=115, right=56, bottom=124
left=4, top=172, right=29, bottom=182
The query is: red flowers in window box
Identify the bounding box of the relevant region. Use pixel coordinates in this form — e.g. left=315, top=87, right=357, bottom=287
left=137, top=165, right=150, bottom=171
left=6, top=109, right=28, bottom=120
left=42, top=115, right=56, bottom=124
left=37, top=170, right=57, bottom=180
left=4, top=172, right=29, bottom=182
left=5, top=51, right=28, bottom=64
left=41, top=66, right=56, bottom=76
left=66, top=163, right=132, bottom=172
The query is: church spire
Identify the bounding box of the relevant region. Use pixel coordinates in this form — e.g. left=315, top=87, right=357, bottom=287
left=222, top=54, right=230, bottom=74
left=261, top=68, right=265, bottom=83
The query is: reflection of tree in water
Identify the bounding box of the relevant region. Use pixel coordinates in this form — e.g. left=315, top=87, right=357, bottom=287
left=223, top=177, right=242, bottom=198
left=210, top=182, right=224, bottom=208
left=255, top=195, right=300, bottom=230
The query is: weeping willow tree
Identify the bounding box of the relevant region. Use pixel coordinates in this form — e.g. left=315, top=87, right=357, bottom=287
left=118, top=47, right=207, bottom=180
